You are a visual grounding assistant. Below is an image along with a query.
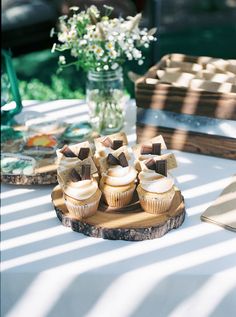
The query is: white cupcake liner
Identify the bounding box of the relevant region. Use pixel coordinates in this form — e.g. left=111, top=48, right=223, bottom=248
left=102, top=186, right=135, bottom=208
left=64, top=191, right=101, bottom=218
left=138, top=186, right=175, bottom=214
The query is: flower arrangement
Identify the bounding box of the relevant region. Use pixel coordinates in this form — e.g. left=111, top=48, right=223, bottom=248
left=51, top=5, right=157, bottom=72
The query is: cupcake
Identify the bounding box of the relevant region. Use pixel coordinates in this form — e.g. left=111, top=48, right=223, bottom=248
left=137, top=159, right=175, bottom=214
left=63, top=164, right=101, bottom=218
left=99, top=150, right=137, bottom=208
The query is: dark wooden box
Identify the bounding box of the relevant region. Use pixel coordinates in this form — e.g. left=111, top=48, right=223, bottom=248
left=135, top=54, right=236, bottom=159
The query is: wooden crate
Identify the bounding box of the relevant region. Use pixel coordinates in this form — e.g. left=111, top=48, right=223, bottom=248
left=135, top=53, right=236, bottom=159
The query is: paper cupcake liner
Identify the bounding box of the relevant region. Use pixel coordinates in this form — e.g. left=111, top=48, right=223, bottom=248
left=64, top=190, right=101, bottom=219
left=137, top=185, right=175, bottom=214
left=102, top=185, right=135, bottom=208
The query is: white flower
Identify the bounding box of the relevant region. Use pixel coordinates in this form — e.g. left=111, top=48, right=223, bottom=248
left=71, top=48, right=78, bottom=57
left=108, top=50, right=118, bottom=59
left=89, top=44, right=97, bottom=51
left=80, top=39, right=87, bottom=45
left=105, top=42, right=114, bottom=50
left=58, top=32, right=68, bottom=43
left=87, top=25, right=96, bottom=31
left=51, top=43, right=57, bottom=53
left=53, top=5, right=157, bottom=71
left=111, top=63, right=119, bottom=70
left=59, top=55, right=66, bottom=64
left=94, top=46, right=104, bottom=57
left=102, top=20, right=109, bottom=26
left=126, top=52, right=133, bottom=60
left=69, top=6, right=79, bottom=11
left=50, top=28, right=55, bottom=38
left=142, top=35, right=148, bottom=42
left=148, top=35, right=154, bottom=41
left=88, top=5, right=100, bottom=18
left=107, top=35, right=114, bottom=41
left=132, top=48, right=142, bottom=59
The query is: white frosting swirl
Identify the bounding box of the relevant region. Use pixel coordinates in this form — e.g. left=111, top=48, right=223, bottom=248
left=102, top=165, right=137, bottom=186
left=64, top=179, right=98, bottom=200
left=139, top=169, right=174, bottom=193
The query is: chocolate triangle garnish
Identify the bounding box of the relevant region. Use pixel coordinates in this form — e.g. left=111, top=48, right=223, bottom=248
left=145, top=158, right=156, bottom=170
left=60, top=145, right=77, bottom=157
left=78, top=147, right=90, bottom=160
left=81, top=164, right=91, bottom=180
left=118, top=152, right=128, bottom=167
left=112, top=140, right=123, bottom=150
left=107, top=153, right=120, bottom=165
left=101, top=137, right=113, bottom=148
left=141, top=145, right=152, bottom=155
left=70, top=168, right=81, bottom=182
left=152, top=143, right=161, bottom=155
left=156, top=160, right=167, bottom=176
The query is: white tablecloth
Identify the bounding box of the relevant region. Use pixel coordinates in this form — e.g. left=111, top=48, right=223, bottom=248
left=1, top=100, right=236, bottom=317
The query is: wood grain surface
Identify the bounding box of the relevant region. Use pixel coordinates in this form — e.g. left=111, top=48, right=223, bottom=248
left=135, top=54, right=236, bottom=120
left=136, top=124, right=236, bottom=160
left=1, top=170, right=57, bottom=185
left=51, top=185, right=186, bottom=241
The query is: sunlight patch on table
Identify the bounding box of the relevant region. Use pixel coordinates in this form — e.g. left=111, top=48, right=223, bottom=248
left=1, top=211, right=55, bottom=231
left=1, top=226, right=68, bottom=251
left=1, top=194, right=51, bottom=214
left=1, top=188, right=35, bottom=200
left=168, top=268, right=236, bottom=317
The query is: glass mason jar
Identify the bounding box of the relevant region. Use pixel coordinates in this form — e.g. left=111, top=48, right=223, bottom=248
left=86, top=67, right=125, bottom=135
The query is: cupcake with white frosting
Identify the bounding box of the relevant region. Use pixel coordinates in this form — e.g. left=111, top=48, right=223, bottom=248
left=63, top=164, right=101, bottom=218
left=100, top=151, right=137, bottom=207
left=137, top=159, right=175, bottom=214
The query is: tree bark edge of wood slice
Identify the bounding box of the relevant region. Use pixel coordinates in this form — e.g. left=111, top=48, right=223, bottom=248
left=1, top=171, right=57, bottom=185
left=52, top=185, right=186, bottom=241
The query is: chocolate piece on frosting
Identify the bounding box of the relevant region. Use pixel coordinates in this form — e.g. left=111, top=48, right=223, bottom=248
left=112, top=140, right=123, bottom=150
left=60, top=145, right=77, bottom=157
left=81, top=164, right=91, bottom=180
left=101, top=137, right=113, bottom=148
left=152, top=143, right=161, bottom=155
left=70, top=169, right=81, bottom=182
left=118, top=152, right=129, bottom=167
left=145, top=158, right=156, bottom=170
left=107, top=153, right=120, bottom=165
left=156, top=160, right=167, bottom=176
left=141, top=145, right=152, bottom=155
left=78, top=147, right=90, bottom=160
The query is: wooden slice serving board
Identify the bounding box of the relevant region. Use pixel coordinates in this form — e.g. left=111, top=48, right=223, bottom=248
left=1, top=162, right=57, bottom=185
left=52, top=185, right=186, bottom=241
left=1, top=124, right=65, bottom=186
